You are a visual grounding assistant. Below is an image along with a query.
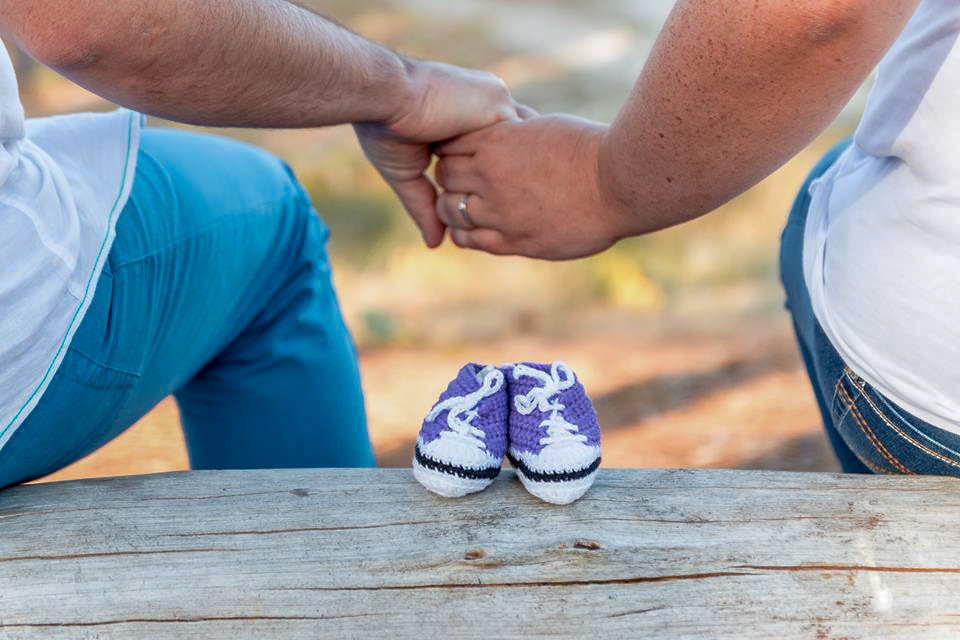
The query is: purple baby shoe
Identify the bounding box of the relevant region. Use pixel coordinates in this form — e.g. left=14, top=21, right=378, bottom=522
left=413, top=364, right=508, bottom=498
left=505, top=362, right=601, bottom=505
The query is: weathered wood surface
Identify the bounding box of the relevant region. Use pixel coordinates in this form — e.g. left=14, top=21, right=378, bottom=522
left=2, top=469, right=960, bottom=639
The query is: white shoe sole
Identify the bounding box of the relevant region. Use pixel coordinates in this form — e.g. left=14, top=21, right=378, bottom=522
left=412, top=459, right=497, bottom=498
left=514, top=468, right=598, bottom=505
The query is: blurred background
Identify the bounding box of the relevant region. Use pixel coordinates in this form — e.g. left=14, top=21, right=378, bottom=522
left=7, top=0, right=870, bottom=483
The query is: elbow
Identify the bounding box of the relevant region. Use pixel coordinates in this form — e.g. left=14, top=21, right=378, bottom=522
left=20, top=29, right=105, bottom=72
left=798, top=0, right=875, bottom=45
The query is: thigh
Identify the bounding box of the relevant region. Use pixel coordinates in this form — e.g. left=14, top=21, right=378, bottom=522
left=122, top=129, right=373, bottom=469
left=779, top=138, right=872, bottom=473
left=1, top=128, right=371, bottom=484
left=114, top=128, right=372, bottom=467
left=0, top=271, right=137, bottom=487
left=173, top=208, right=375, bottom=470
left=780, top=139, right=960, bottom=477
left=104, top=127, right=316, bottom=419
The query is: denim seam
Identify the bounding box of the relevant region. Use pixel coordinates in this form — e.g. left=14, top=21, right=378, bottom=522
left=833, top=400, right=853, bottom=427
left=855, top=452, right=892, bottom=475
left=873, top=388, right=960, bottom=459
left=110, top=203, right=290, bottom=271
left=830, top=378, right=849, bottom=422
left=836, top=377, right=912, bottom=475
left=843, top=380, right=912, bottom=474
left=834, top=376, right=889, bottom=473
left=66, top=344, right=140, bottom=379
left=850, top=372, right=960, bottom=471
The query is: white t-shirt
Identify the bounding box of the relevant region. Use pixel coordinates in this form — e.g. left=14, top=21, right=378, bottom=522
left=804, top=0, right=960, bottom=432
left=0, top=41, right=141, bottom=449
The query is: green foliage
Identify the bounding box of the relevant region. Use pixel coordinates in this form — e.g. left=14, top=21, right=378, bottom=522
left=360, top=309, right=399, bottom=347
left=310, top=191, right=404, bottom=265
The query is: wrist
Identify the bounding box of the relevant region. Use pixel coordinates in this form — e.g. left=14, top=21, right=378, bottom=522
left=375, top=54, right=426, bottom=133
left=352, top=50, right=421, bottom=129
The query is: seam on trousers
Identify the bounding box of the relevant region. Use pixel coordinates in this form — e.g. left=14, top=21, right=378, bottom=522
left=836, top=378, right=912, bottom=475
left=859, top=455, right=893, bottom=475
left=42, top=384, right=137, bottom=479
left=64, top=345, right=141, bottom=380
left=830, top=378, right=850, bottom=423
left=834, top=377, right=890, bottom=474
left=833, top=401, right=853, bottom=428
left=0, top=111, right=137, bottom=445
left=110, top=205, right=283, bottom=271
left=851, top=373, right=960, bottom=472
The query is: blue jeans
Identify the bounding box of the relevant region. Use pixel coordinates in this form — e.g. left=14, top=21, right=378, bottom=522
left=0, top=129, right=374, bottom=488
left=781, top=140, right=960, bottom=476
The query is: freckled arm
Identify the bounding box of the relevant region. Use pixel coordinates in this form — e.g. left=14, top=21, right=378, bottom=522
left=596, top=0, right=919, bottom=236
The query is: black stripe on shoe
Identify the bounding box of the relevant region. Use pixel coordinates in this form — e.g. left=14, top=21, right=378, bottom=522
left=506, top=452, right=601, bottom=483
left=414, top=446, right=502, bottom=480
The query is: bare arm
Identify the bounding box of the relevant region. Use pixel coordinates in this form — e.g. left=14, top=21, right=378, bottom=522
left=0, top=0, right=519, bottom=247
left=434, top=0, right=920, bottom=259
left=598, top=0, right=920, bottom=235
left=2, top=0, right=413, bottom=127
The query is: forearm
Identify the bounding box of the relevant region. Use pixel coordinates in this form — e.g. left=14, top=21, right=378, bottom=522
left=1, top=0, right=412, bottom=127
left=597, top=0, right=919, bottom=237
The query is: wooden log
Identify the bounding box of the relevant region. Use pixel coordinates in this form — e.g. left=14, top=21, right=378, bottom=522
left=1, top=468, right=960, bottom=639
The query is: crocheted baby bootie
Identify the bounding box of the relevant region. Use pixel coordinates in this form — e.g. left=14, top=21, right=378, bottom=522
left=413, top=364, right=508, bottom=498
left=504, top=362, right=601, bottom=505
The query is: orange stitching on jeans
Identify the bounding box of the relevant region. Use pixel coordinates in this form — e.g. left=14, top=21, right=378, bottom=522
left=834, top=377, right=890, bottom=473
left=851, top=377, right=960, bottom=471
left=837, top=379, right=912, bottom=475
left=859, top=456, right=892, bottom=475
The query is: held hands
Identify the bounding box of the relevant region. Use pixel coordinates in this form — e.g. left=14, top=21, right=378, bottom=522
left=354, top=59, right=517, bottom=248
left=433, top=114, right=626, bottom=260
left=356, top=59, right=628, bottom=260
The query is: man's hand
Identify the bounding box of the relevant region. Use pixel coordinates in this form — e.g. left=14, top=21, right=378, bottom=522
left=432, top=114, right=627, bottom=260
left=354, top=60, right=517, bottom=248
left=0, top=0, right=516, bottom=248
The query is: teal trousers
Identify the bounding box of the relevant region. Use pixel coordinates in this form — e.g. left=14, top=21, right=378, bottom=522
left=0, top=129, right=375, bottom=487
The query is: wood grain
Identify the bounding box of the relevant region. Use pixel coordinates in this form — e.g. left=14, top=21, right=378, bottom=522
left=2, top=468, right=960, bottom=639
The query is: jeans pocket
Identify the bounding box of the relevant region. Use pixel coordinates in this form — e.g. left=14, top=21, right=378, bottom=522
left=0, top=347, right=137, bottom=487
left=830, top=367, right=960, bottom=477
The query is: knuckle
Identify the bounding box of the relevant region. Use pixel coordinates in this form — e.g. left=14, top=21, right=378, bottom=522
left=480, top=72, right=510, bottom=97
left=486, top=72, right=507, bottom=88
left=478, top=239, right=501, bottom=255
left=437, top=195, right=453, bottom=223
left=443, top=192, right=457, bottom=216
left=475, top=155, right=498, bottom=183
left=482, top=235, right=511, bottom=256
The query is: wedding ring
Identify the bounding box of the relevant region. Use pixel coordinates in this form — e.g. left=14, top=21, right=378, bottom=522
left=458, top=194, right=475, bottom=229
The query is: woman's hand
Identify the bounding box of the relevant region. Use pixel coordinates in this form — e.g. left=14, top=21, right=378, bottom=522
left=433, top=114, right=628, bottom=260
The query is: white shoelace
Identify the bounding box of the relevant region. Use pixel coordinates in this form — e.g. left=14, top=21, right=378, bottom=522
left=427, top=366, right=504, bottom=450
left=511, top=362, right=588, bottom=447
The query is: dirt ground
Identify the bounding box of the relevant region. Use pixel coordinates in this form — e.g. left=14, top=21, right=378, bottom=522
left=38, top=311, right=839, bottom=485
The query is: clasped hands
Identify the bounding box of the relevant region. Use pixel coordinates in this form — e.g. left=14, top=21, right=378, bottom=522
left=354, top=58, right=626, bottom=261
